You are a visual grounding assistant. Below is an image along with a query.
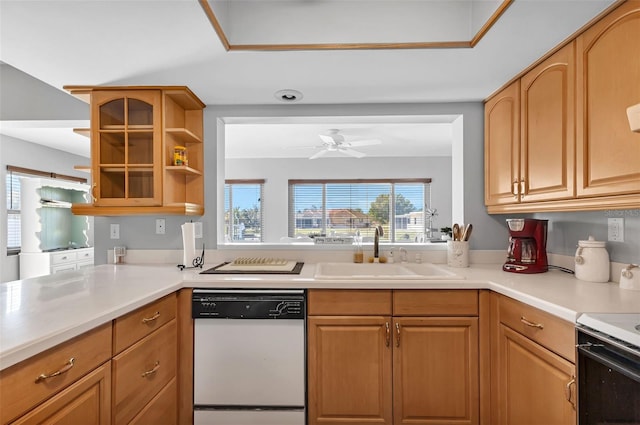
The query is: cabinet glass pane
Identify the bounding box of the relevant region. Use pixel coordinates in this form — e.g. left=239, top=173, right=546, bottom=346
left=129, top=169, right=154, bottom=198
left=100, top=99, right=125, bottom=128
left=128, top=132, right=154, bottom=164
left=100, top=170, right=125, bottom=199
left=128, top=98, right=153, bottom=127
left=100, top=133, right=125, bottom=164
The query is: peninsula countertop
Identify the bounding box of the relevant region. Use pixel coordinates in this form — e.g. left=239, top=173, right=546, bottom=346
left=2, top=262, right=639, bottom=370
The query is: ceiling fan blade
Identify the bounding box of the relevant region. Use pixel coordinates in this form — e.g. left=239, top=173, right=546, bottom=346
left=346, top=139, right=382, bottom=147
left=341, top=148, right=366, bottom=158
left=309, top=149, right=329, bottom=160
left=318, top=134, right=338, bottom=145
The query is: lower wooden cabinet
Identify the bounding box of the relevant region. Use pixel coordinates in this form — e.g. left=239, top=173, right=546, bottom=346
left=307, top=289, right=482, bottom=425
left=308, top=315, right=393, bottom=424
left=491, top=294, right=576, bottom=425
left=9, top=362, right=111, bottom=425
left=0, top=294, right=179, bottom=425
left=393, top=317, right=479, bottom=425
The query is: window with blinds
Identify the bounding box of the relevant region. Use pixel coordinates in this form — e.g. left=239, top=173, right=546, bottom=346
left=224, top=180, right=264, bottom=242
left=5, top=166, right=87, bottom=255
left=288, top=179, right=431, bottom=243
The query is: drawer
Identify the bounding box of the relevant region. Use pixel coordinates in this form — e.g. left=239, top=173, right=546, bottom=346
left=393, top=290, right=478, bottom=316
left=77, top=260, right=94, bottom=270
left=498, top=295, right=575, bottom=362
left=0, top=323, right=112, bottom=425
left=8, top=362, right=111, bottom=425
left=112, top=320, right=177, bottom=425
left=51, top=251, right=77, bottom=265
left=308, top=289, right=392, bottom=315
left=76, top=249, right=94, bottom=261
left=113, top=293, right=177, bottom=354
left=128, top=378, right=177, bottom=425
left=51, top=263, right=77, bottom=274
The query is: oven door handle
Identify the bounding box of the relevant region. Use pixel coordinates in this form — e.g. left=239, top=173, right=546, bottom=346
left=578, top=345, right=640, bottom=383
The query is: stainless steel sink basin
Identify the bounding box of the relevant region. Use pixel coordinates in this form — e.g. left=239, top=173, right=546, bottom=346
left=313, top=262, right=462, bottom=280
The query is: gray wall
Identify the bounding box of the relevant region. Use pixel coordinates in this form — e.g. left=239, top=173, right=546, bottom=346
left=94, top=102, right=512, bottom=261
left=2, top=63, right=638, bottom=271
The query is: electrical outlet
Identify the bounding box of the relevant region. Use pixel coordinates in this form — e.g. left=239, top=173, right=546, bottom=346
left=194, top=222, right=203, bottom=238
left=156, top=219, right=166, bottom=235
left=608, top=217, right=624, bottom=242
left=110, top=224, right=120, bottom=239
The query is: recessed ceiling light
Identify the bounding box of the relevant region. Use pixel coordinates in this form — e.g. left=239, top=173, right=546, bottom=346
left=275, top=89, right=303, bottom=103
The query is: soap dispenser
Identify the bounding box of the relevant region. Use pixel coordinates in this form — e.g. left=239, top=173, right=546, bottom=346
left=574, top=236, right=610, bottom=282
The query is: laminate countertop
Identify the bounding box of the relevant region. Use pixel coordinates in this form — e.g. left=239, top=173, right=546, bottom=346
left=2, top=262, right=639, bottom=370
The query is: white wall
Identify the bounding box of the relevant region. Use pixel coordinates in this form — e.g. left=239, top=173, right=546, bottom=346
left=226, top=156, right=452, bottom=243
left=0, top=135, right=89, bottom=282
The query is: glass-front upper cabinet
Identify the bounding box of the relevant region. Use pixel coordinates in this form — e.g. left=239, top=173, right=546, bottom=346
left=91, top=90, right=162, bottom=206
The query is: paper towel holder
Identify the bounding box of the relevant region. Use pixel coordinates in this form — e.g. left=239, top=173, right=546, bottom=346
left=177, top=244, right=205, bottom=270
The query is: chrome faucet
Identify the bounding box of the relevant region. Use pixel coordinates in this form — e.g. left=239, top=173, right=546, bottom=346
left=374, top=226, right=384, bottom=261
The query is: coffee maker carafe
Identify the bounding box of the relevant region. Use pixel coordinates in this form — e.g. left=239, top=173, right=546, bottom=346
left=503, top=218, right=548, bottom=273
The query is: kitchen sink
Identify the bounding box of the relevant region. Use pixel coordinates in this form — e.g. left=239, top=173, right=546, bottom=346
left=313, top=262, right=462, bottom=280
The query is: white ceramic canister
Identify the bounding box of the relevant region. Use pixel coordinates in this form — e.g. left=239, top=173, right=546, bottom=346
left=574, top=236, right=610, bottom=282
left=620, top=264, right=640, bottom=291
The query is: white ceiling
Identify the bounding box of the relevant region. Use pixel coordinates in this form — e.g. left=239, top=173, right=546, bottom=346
left=0, top=0, right=617, bottom=158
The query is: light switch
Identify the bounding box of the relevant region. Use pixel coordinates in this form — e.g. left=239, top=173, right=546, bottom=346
left=194, top=222, right=203, bottom=238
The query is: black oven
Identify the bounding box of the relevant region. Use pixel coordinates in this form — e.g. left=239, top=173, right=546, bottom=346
left=576, top=326, right=640, bottom=425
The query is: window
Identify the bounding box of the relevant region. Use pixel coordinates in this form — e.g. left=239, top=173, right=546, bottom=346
left=224, top=180, right=264, bottom=242
left=5, top=166, right=87, bottom=255
left=288, top=179, right=431, bottom=243
left=6, top=171, right=21, bottom=255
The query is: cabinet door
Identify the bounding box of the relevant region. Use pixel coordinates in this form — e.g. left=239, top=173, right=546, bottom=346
left=520, top=43, right=576, bottom=202
left=91, top=90, right=163, bottom=207
left=496, top=325, right=576, bottom=425
left=393, top=317, right=479, bottom=425
left=576, top=1, right=640, bottom=198
left=307, top=316, right=392, bottom=425
left=485, top=81, right=521, bottom=206
left=10, top=363, right=111, bottom=425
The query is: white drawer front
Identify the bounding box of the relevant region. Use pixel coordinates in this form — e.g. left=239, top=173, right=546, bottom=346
left=52, top=263, right=77, bottom=273
left=76, top=249, right=94, bottom=261
left=51, top=251, right=77, bottom=264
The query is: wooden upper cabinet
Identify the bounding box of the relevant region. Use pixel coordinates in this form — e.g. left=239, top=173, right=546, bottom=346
left=65, top=85, right=206, bottom=216
left=484, top=81, right=520, bottom=206
left=91, top=90, right=163, bottom=207
left=576, top=1, right=640, bottom=199
left=520, top=42, right=576, bottom=203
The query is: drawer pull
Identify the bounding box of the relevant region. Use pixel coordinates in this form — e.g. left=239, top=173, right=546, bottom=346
left=565, top=376, right=576, bottom=410
left=520, top=316, right=544, bottom=329
left=142, top=311, right=160, bottom=323
left=385, top=322, right=390, bottom=347
left=35, top=357, right=75, bottom=383
left=141, top=361, right=160, bottom=378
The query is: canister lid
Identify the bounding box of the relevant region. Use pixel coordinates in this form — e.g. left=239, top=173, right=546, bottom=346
left=578, top=235, right=606, bottom=248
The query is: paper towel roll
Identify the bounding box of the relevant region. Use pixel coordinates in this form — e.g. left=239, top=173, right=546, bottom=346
left=182, top=222, right=196, bottom=267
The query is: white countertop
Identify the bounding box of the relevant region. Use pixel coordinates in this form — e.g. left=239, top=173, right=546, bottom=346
left=2, top=262, right=639, bottom=370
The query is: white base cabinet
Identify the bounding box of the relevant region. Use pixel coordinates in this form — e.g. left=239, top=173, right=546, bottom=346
left=20, top=248, right=94, bottom=279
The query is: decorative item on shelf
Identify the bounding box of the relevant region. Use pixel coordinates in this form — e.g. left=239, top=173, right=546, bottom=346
left=173, top=146, right=188, bottom=166
left=113, top=246, right=126, bottom=264
left=353, top=230, right=363, bottom=263
left=440, top=227, right=453, bottom=240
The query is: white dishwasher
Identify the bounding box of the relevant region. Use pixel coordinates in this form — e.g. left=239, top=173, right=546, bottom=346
left=192, top=289, right=306, bottom=425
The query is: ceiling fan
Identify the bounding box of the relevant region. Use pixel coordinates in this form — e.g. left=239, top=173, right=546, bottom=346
left=308, top=129, right=381, bottom=159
